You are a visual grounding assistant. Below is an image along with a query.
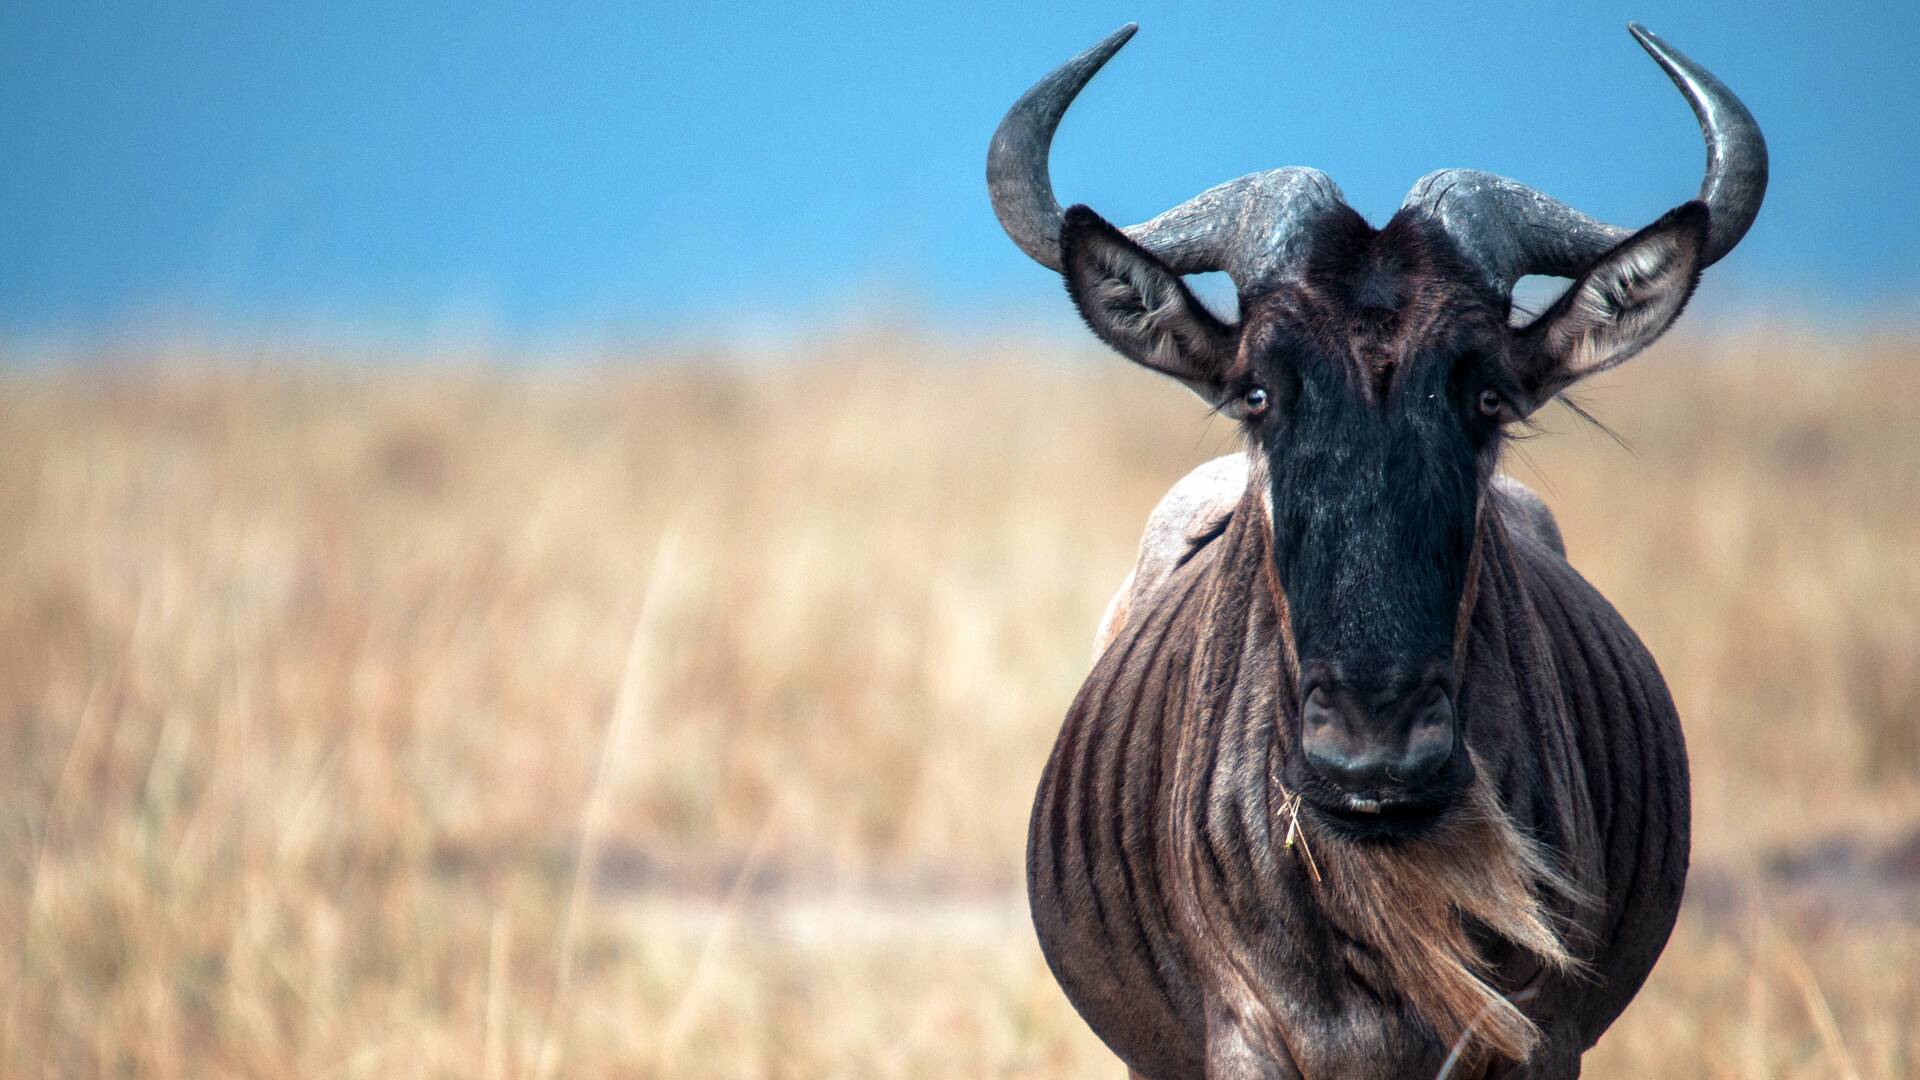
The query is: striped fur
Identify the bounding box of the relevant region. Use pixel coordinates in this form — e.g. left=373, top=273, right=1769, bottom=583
left=1029, top=457, right=1688, bottom=1078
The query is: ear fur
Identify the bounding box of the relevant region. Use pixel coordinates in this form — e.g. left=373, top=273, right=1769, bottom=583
left=1512, top=201, right=1710, bottom=414
left=1059, top=205, right=1236, bottom=403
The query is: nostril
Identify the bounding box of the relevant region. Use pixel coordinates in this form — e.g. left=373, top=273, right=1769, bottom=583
left=1398, top=694, right=1457, bottom=783
left=1300, top=691, right=1375, bottom=789
left=1411, top=689, right=1454, bottom=732
left=1302, top=686, right=1338, bottom=731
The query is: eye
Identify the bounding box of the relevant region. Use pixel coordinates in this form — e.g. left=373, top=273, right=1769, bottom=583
left=1476, top=388, right=1504, bottom=418
left=1242, top=386, right=1270, bottom=417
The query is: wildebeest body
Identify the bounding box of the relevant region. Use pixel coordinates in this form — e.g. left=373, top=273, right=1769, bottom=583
left=1029, top=467, right=1687, bottom=1077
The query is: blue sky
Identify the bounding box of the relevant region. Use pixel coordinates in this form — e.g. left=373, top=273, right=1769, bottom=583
left=2, top=1, right=1916, bottom=348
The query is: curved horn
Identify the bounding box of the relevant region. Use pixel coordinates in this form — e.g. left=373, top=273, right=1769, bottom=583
left=988, top=26, right=1349, bottom=286
left=1402, top=23, right=1768, bottom=291
left=1631, top=22, right=1768, bottom=263
left=987, top=24, right=1137, bottom=271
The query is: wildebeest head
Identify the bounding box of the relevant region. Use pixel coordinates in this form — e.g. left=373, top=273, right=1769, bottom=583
left=990, top=24, right=1764, bottom=837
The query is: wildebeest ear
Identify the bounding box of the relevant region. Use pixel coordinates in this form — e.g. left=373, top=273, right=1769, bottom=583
left=1060, top=204, right=1236, bottom=404
left=1511, top=201, right=1709, bottom=415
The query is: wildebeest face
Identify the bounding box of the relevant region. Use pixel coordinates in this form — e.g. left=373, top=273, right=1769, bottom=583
left=1060, top=200, right=1710, bottom=837
left=1243, top=211, right=1505, bottom=836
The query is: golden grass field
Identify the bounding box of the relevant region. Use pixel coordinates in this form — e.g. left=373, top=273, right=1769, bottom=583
left=1, top=327, right=1917, bottom=1078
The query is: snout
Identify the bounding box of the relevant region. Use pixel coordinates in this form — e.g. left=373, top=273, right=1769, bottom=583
left=1300, top=662, right=1457, bottom=801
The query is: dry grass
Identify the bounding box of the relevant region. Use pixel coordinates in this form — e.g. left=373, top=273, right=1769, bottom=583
left=0, top=327, right=1916, bottom=1077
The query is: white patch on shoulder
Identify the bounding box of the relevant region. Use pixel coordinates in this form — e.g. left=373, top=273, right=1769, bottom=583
left=1489, top=473, right=1565, bottom=556
left=1093, top=454, right=1250, bottom=659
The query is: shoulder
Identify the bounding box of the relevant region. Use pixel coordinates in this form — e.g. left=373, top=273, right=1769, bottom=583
left=1092, top=454, right=1248, bottom=660
left=1141, top=455, right=1249, bottom=564
left=1490, top=473, right=1566, bottom=558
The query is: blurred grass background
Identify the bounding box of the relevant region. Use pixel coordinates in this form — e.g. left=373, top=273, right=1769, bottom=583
left=1, top=327, right=1917, bottom=1077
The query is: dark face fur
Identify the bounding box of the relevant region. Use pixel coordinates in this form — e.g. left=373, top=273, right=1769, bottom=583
left=1059, top=199, right=1709, bottom=838
left=1236, top=210, right=1513, bottom=836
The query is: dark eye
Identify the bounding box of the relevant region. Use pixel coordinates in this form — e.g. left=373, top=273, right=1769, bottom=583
left=1476, top=388, right=1504, bottom=418
left=1242, top=386, right=1270, bottom=417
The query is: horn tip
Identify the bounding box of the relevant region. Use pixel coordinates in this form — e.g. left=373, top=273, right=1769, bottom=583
left=1100, top=23, right=1140, bottom=54
left=1061, top=24, right=1140, bottom=84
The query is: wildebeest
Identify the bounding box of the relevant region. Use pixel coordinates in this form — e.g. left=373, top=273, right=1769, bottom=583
left=987, top=23, right=1766, bottom=1078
